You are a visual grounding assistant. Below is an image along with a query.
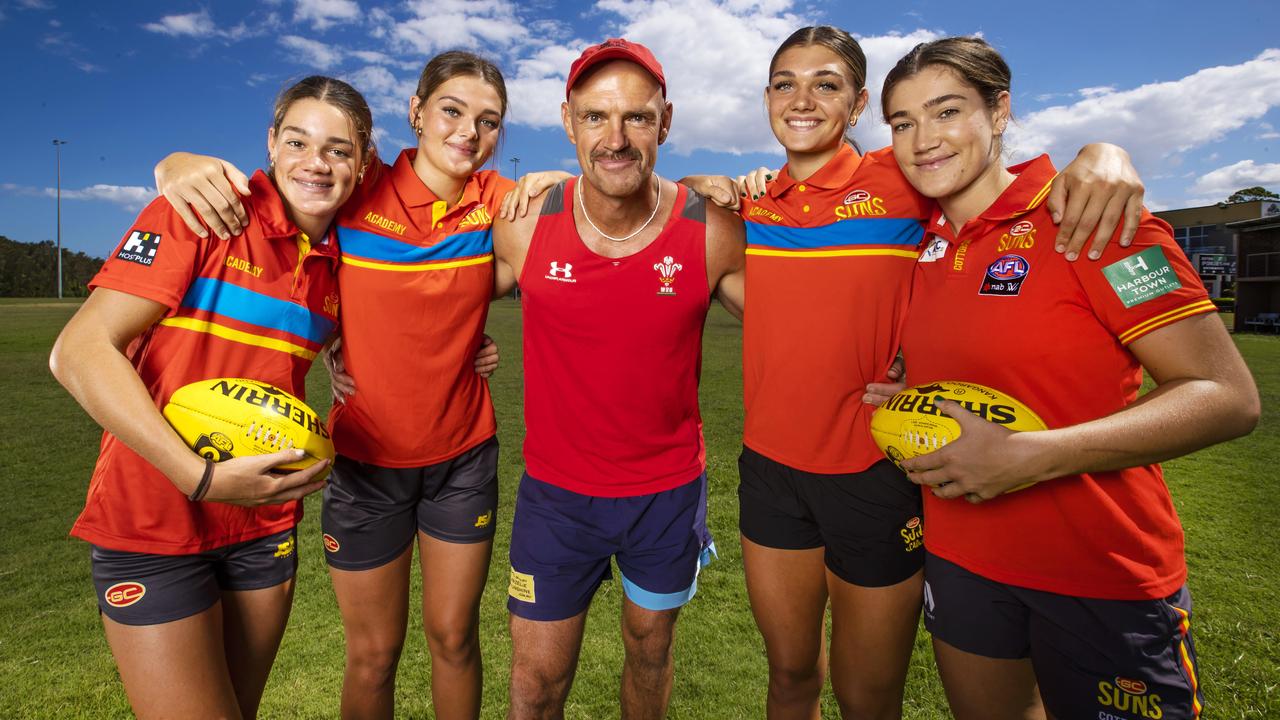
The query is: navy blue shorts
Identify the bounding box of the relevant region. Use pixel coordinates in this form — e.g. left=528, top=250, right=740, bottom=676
left=738, top=447, right=923, bottom=587
left=90, top=527, right=298, bottom=626
left=321, top=437, right=499, bottom=570
left=507, top=473, right=715, bottom=621
left=924, top=552, right=1205, bottom=720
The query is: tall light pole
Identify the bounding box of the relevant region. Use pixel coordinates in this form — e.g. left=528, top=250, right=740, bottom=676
left=510, top=156, right=520, bottom=180
left=53, top=139, right=68, bottom=299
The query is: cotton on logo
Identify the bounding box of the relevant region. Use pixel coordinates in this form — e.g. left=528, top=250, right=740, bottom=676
left=544, top=261, right=577, bottom=283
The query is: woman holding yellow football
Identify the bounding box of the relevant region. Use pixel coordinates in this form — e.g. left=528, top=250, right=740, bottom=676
left=51, top=75, right=370, bottom=719
left=880, top=36, right=1258, bottom=719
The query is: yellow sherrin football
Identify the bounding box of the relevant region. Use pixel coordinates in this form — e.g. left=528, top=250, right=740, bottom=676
left=871, top=380, right=1046, bottom=470
left=163, top=378, right=334, bottom=475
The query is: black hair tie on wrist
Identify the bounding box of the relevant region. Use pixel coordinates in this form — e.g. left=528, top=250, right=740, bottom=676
left=188, top=458, right=214, bottom=502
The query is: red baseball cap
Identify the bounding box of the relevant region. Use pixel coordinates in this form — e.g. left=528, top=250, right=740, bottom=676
left=565, top=38, right=666, bottom=100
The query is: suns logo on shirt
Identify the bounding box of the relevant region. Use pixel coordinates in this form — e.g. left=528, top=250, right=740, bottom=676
left=654, top=255, right=682, bottom=296
left=458, top=205, right=492, bottom=228
left=997, top=220, right=1037, bottom=252
left=834, top=189, right=887, bottom=218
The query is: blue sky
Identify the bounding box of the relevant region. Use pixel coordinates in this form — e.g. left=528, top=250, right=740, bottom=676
left=2, top=0, right=1278, bottom=257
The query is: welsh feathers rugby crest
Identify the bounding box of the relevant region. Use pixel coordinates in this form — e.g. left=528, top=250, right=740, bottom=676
left=654, top=255, right=682, bottom=296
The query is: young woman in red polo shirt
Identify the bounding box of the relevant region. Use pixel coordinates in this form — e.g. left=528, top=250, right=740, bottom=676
left=51, top=76, right=371, bottom=720
left=882, top=36, right=1258, bottom=720
left=153, top=52, right=565, bottom=719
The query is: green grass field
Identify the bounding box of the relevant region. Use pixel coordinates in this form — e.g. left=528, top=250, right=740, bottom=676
left=1, top=297, right=1277, bottom=718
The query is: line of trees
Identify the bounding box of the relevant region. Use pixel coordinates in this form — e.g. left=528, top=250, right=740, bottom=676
left=0, top=235, right=103, bottom=297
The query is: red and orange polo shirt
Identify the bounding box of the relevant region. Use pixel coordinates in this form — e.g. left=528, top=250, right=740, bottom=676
left=329, top=150, right=514, bottom=467
left=73, top=171, right=340, bottom=554
left=742, top=144, right=931, bottom=474
left=901, top=154, right=1216, bottom=600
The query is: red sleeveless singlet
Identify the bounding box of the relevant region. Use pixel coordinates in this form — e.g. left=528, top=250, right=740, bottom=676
left=519, top=178, right=710, bottom=497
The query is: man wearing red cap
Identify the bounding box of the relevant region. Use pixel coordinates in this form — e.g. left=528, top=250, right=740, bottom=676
left=493, top=38, right=745, bottom=719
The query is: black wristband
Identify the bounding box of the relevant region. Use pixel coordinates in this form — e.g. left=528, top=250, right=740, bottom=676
left=188, top=458, right=214, bottom=502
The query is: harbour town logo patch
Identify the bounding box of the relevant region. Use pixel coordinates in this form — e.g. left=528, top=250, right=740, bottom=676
left=979, top=254, right=1030, bottom=296
left=117, top=230, right=160, bottom=266
left=1102, top=247, right=1181, bottom=308
left=654, top=255, right=682, bottom=295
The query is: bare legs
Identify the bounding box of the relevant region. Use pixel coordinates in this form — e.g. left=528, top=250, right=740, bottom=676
left=508, top=598, right=680, bottom=720
left=329, top=532, right=492, bottom=719
left=741, top=535, right=923, bottom=719
left=104, top=580, right=295, bottom=720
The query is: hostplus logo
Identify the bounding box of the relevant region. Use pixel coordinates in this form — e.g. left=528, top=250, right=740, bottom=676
left=117, top=230, right=161, bottom=266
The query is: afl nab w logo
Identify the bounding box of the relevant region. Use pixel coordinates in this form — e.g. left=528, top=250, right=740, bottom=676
left=117, top=230, right=161, bottom=266
left=654, top=255, right=682, bottom=295
left=979, top=254, right=1030, bottom=297
left=545, top=261, right=577, bottom=283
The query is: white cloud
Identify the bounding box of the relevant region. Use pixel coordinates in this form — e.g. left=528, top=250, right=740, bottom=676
left=280, top=34, right=343, bottom=69
left=390, top=0, right=531, bottom=56
left=142, top=9, right=266, bottom=41
left=1189, top=160, right=1280, bottom=201
left=852, top=29, right=945, bottom=152
left=55, top=185, right=156, bottom=212
left=343, top=65, right=417, bottom=118
left=1008, top=49, right=1280, bottom=175
left=1078, top=85, right=1115, bottom=98
left=505, top=0, right=814, bottom=156
left=500, top=1, right=942, bottom=158
left=294, top=0, right=360, bottom=31
left=0, top=183, right=155, bottom=212
left=143, top=10, right=217, bottom=37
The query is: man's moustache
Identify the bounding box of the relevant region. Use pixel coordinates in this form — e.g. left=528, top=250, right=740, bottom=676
left=591, top=151, right=641, bottom=162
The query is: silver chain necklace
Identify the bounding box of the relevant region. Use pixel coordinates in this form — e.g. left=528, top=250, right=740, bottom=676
left=576, top=175, right=662, bottom=243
